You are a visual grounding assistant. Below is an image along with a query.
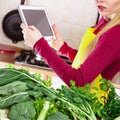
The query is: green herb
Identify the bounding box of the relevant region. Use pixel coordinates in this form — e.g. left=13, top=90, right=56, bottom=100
left=98, top=80, right=120, bottom=119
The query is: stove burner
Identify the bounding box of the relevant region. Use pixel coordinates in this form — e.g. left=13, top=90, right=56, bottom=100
left=15, top=50, right=71, bottom=70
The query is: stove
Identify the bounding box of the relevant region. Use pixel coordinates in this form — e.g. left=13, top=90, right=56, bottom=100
left=15, top=50, right=71, bottom=70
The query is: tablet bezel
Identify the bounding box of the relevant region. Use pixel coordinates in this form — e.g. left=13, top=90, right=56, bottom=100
left=18, top=5, right=55, bottom=40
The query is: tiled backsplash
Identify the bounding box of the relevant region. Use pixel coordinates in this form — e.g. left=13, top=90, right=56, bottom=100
left=0, top=0, right=97, bottom=49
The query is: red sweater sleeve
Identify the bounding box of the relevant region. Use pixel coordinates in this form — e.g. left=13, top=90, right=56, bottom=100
left=58, top=42, right=78, bottom=62
left=33, top=25, right=120, bottom=87
left=58, top=17, right=107, bottom=62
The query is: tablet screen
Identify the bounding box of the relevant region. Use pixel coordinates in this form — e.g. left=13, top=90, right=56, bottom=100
left=18, top=5, right=55, bottom=40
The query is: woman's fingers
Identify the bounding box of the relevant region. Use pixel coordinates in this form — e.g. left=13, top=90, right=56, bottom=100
left=28, top=25, right=38, bottom=31
left=20, top=23, right=28, bottom=35
left=52, top=24, right=58, bottom=34
left=21, top=23, right=36, bottom=32
left=52, top=24, right=61, bottom=40
left=20, top=23, right=26, bottom=29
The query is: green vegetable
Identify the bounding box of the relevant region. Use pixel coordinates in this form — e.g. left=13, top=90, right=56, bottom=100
left=0, top=68, right=27, bottom=86
left=35, top=82, right=97, bottom=120
left=34, top=97, right=57, bottom=120
left=8, top=100, right=36, bottom=120
left=46, top=111, right=70, bottom=120
left=90, top=79, right=120, bottom=120
left=56, top=85, right=96, bottom=120
left=0, top=81, right=28, bottom=96
left=1, top=66, right=120, bottom=120
left=0, top=92, right=30, bottom=109
left=37, top=101, right=50, bottom=120
left=98, top=80, right=120, bottom=119
left=0, top=67, right=96, bottom=120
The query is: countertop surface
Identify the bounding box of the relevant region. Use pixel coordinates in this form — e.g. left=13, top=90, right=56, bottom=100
left=0, top=43, right=56, bottom=78
left=0, top=43, right=119, bottom=89
left=0, top=45, right=66, bottom=120
left=0, top=47, right=66, bottom=89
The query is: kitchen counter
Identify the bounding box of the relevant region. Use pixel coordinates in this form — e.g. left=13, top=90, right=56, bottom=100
left=0, top=43, right=119, bottom=89
left=0, top=45, right=66, bottom=120
left=0, top=60, right=56, bottom=77
left=0, top=48, right=65, bottom=89
left=0, top=43, right=66, bottom=89
left=0, top=44, right=56, bottom=78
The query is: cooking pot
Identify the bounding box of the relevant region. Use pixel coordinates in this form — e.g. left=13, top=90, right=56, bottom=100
left=2, top=0, right=25, bottom=43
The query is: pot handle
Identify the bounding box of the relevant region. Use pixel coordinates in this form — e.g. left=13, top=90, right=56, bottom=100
left=21, top=0, right=25, bottom=5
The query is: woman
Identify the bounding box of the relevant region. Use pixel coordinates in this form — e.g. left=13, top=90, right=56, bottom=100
left=21, top=0, right=120, bottom=88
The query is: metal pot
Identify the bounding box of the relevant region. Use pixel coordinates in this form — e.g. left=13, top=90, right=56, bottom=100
left=2, top=0, right=25, bottom=43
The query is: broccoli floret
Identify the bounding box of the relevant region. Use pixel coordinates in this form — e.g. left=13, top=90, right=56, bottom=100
left=46, top=112, right=70, bottom=120
left=8, top=101, right=36, bottom=120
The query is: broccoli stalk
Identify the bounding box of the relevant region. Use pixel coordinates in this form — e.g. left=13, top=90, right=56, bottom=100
left=37, top=101, right=50, bottom=120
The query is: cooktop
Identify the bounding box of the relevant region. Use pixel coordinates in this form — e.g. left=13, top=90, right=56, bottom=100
left=15, top=50, right=71, bottom=70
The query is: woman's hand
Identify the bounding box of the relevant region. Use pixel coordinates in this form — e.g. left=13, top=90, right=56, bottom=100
left=20, top=23, right=43, bottom=48
left=48, top=24, right=64, bottom=51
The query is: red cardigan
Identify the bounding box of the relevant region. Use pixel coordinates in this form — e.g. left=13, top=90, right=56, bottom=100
left=34, top=18, right=120, bottom=86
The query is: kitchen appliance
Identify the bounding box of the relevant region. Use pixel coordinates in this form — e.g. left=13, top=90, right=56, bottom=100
left=15, top=50, right=71, bottom=70
left=2, top=0, right=25, bottom=43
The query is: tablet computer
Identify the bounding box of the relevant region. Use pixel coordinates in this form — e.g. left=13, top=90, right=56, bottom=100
left=18, top=5, right=55, bottom=40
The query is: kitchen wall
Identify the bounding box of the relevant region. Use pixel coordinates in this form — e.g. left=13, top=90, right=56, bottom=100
left=0, top=0, right=98, bottom=49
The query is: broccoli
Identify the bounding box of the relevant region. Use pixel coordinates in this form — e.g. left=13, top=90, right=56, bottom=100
left=46, top=112, right=70, bottom=120
left=8, top=101, right=36, bottom=120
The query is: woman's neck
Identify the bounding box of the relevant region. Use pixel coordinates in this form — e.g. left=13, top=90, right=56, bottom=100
left=104, top=10, right=120, bottom=20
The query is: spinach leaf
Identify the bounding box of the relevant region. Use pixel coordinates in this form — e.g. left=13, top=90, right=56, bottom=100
left=0, top=68, right=28, bottom=86
left=0, top=81, right=28, bottom=96
left=0, top=92, right=30, bottom=109
left=0, top=68, right=44, bottom=86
